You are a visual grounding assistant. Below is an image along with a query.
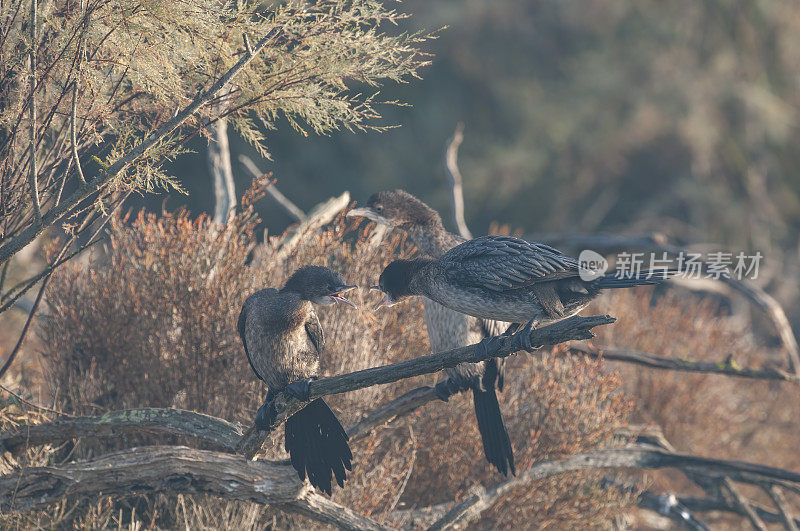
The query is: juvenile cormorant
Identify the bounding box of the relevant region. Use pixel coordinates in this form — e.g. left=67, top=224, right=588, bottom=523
left=238, top=266, right=357, bottom=495
left=348, top=191, right=516, bottom=476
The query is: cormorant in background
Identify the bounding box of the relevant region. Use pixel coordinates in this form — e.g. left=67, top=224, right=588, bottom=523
left=238, top=266, right=357, bottom=495
left=348, top=191, right=516, bottom=476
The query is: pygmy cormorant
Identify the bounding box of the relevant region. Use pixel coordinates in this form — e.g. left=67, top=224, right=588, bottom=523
left=375, top=234, right=673, bottom=349
left=238, top=266, right=357, bottom=495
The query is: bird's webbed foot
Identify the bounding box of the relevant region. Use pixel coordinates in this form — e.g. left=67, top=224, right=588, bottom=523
left=512, top=319, right=540, bottom=352
left=286, top=377, right=316, bottom=402
left=501, top=322, right=521, bottom=336
left=434, top=378, right=465, bottom=401
left=254, top=394, right=278, bottom=431
left=475, top=335, right=504, bottom=362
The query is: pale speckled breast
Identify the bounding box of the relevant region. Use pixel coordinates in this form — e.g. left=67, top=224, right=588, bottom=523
left=422, top=298, right=485, bottom=382
left=244, top=294, right=320, bottom=391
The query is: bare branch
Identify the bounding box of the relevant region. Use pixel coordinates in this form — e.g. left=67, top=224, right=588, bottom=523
left=680, top=496, right=800, bottom=527
left=27, top=0, right=41, bottom=222
left=239, top=154, right=306, bottom=222
left=236, top=315, right=615, bottom=457
left=268, top=191, right=349, bottom=263
left=347, top=386, right=439, bottom=442
left=721, top=276, right=800, bottom=380
left=569, top=344, right=797, bottom=382
left=0, top=408, right=244, bottom=455
left=442, top=122, right=471, bottom=239
left=722, top=477, right=767, bottom=531
left=0, top=446, right=391, bottom=530
left=423, top=446, right=800, bottom=531
left=764, top=484, right=798, bottom=531
left=0, top=261, right=53, bottom=380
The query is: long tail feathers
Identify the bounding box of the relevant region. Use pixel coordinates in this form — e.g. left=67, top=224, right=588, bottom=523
left=592, top=269, right=679, bottom=289
left=472, top=386, right=516, bottom=476
left=284, top=398, right=352, bottom=495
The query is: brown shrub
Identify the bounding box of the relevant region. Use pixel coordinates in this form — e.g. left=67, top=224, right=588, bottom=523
left=589, top=288, right=800, bottom=525
left=27, top=202, right=635, bottom=528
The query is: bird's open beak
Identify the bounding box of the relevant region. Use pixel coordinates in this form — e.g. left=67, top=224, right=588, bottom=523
left=330, top=285, right=357, bottom=308
left=347, top=207, right=388, bottom=225
left=373, top=292, right=390, bottom=311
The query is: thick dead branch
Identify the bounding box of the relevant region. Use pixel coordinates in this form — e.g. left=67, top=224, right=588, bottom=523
left=569, top=344, right=797, bottom=382
left=239, top=155, right=306, bottom=222
left=237, top=314, right=615, bottom=457
left=0, top=446, right=390, bottom=530
left=442, top=122, right=471, bottom=239
left=0, top=409, right=244, bottom=454
left=0, top=26, right=281, bottom=267
left=422, top=446, right=800, bottom=530
left=347, top=386, right=439, bottom=442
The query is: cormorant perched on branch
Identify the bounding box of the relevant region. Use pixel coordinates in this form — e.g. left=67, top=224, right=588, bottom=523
left=348, top=191, right=516, bottom=476
left=375, top=234, right=673, bottom=349
left=238, top=266, right=357, bottom=495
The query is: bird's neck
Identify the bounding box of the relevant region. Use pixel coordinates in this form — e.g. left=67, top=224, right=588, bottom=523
left=405, top=223, right=464, bottom=258
left=404, top=258, right=436, bottom=295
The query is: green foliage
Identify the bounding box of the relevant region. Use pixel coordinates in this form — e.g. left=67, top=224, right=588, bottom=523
left=0, top=0, right=430, bottom=242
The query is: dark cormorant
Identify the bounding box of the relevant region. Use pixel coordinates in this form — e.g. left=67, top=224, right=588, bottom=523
left=238, top=266, right=357, bottom=495
left=348, top=191, right=516, bottom=476
left=375, top=234, right=672, bottom=349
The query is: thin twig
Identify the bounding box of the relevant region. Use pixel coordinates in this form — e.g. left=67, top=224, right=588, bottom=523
left=764, top=484, right=798, bottom=531
left=386, top=425, right=416, bottom=514
left=70, top=81, right=86, bottom=184
left=442, top=122, right=471, bottom=239
left=239, top=155, right=306, bottom=222
left=722, top=477, right=768, bottom=531
left=0, top=259, right=55, bottom=380
left=27, top=0, right=41, bottom=222
left=0, top=384, right=75, bottom=418
left=569, top=344, right=797, bottom=382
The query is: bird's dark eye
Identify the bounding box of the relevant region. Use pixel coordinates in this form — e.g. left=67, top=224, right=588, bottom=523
left=375, top=204, right=383, bottom=213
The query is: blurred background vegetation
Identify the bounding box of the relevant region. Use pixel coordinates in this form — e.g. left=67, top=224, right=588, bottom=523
left=4, top=0, right=800, bottom=528
left=154, top=0, right=800, bottom=329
